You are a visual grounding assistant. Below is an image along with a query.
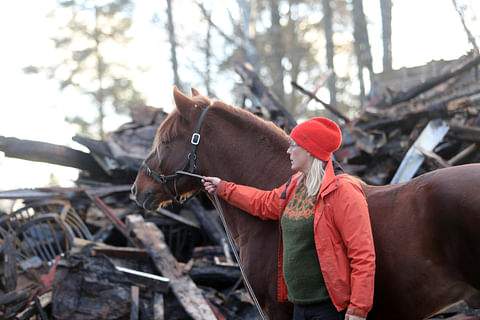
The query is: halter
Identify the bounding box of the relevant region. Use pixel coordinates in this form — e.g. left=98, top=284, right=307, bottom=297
left=141, top=105, right=211, bottom=205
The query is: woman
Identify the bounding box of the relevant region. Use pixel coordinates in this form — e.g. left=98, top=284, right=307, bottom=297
left=202, top=118, right=375, bottom=320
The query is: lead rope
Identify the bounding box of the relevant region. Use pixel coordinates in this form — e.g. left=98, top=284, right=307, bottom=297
left=175, top=171, right=267, bottom=319
left=212, top=192, right=267, bottom=320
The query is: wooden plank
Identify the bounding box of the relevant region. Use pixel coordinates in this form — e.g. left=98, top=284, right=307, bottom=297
left=3, top=234, right=17, bottom=292
left=153, top=292, right=164, bottom=320
left=126, top=215, right=217, bottom=320
left=130, top=286, right=139, bottom=320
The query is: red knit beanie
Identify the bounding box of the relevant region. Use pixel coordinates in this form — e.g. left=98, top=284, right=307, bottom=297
left=290, top=117, right=342, bottom=162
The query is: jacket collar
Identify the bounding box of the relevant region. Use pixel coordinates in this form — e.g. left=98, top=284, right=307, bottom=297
left=319, top=158, right=339, bottom=197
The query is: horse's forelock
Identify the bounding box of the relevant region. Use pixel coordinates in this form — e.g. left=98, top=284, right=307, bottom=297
left=153, top=109, right=181, bottom=149
left=191, top=94, right=211, bottom=107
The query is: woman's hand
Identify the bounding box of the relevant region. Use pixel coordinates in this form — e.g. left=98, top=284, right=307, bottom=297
left=202, top=177, right=221, bottom=194
left=345, top=314, right=365, bottom=320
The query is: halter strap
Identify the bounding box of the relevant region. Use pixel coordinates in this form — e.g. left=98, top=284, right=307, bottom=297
left=141, top=105, right=211, bottom=205
left=187, top=104, right=211, bottom=173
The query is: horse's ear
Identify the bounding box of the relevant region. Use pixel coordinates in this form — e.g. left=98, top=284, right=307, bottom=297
left=173, top=86, right=194, bottom=117
left=191, top=88, right=201, bottom=96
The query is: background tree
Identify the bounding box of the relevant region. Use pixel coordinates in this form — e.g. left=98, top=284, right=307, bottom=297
left=166, top=0, right=183, bottom=91
left=352, top=0, right=374, bottom=106
left=451, top=0, right=479, bottom=53
left=380, top=0, right=392, bottom=72
left=24, top=0, right=145, bottom=139
left=323, top=0, right=337, bottom=108
left=268, top=0, right=286, bottom=105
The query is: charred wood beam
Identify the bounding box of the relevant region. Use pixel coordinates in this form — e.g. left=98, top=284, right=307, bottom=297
left=127, top=215, right=217, bottom=320
left=3, top=234, right=17, bottom=292
left=234, top=61, right=297, bottom=130
left=154, top=207, right=200, bottom=229
left=85, top=192, right=143, bottom=248
left=357, top=96, right=473, bottom=132
left=357, top=103, right=446, bottom=131
left=130, top=286, right=139, bottom=320
left=153, top=292, right=165, bottom=320
left=34, top=296, right=49, bottom=320
left=447, top=124, right=480, bottom=143
left=291, top=81, right=351, bottom=123
left=385, top=54, right=480, bottom=107
left=189, top=265, right=241, bottom=289
left=15, top=291, right=52, bottom=320
left=185, top=198, right=225, bottom=246
left=0, top=136, right=107, bottom=177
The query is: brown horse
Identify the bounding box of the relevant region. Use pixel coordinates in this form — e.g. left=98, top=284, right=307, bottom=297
left=132, top=87, right=480, bottom=320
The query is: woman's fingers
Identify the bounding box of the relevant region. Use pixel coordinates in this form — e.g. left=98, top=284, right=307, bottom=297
left=202, top=177, right=220, bottom=193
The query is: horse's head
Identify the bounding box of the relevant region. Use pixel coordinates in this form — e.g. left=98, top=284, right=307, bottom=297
left=132, top=87, right=212, bottom=210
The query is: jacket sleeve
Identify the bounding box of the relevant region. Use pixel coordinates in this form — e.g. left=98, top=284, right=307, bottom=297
left=332, top=178, right=375, bottom=318
left=216, top=178, right=293, bottom=220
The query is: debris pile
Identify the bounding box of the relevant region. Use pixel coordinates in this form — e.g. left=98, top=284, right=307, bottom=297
left=0, top=105, right=260, bottom=319
left=336, top=52, right=480, bottom=185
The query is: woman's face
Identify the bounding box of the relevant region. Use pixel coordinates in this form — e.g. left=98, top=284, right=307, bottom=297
left=287, top=139, right=313, bottom=174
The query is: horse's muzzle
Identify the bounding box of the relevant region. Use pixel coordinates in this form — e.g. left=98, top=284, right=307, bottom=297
left=133, top=186, right=158, bottom=210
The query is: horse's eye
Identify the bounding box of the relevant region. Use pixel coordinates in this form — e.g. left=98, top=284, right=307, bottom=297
left=161, top=140, right=169, bottom=145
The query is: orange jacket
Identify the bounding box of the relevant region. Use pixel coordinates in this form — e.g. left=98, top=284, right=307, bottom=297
left=216, top=159, right=375, bottom=318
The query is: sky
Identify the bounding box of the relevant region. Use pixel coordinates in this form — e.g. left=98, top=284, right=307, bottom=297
left=0, top=0, right=478, bottom=195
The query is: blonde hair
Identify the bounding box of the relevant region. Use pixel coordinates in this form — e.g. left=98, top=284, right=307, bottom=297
left=303, top=157, right=325, bottom=197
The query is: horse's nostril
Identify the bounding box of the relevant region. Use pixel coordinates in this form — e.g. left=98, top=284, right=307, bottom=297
left=131, top=183, right=138, bottom=197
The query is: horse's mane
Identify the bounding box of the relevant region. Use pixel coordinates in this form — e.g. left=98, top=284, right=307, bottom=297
left=208, top=100, right=289, bottom=146
left=153, top=96, right=289, bottom=153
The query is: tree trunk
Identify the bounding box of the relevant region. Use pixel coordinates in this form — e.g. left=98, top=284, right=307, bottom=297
left=205, top=10, right=213, bottom=96
left=234, top=62, right=297, bottom=131
left=322, top=0, right=337, bottom=108
left=95, top=5, right=105, bottom=139
left=236, top=0, right=260, bottom=72
left=380, top=0, right=393, bottom=71
left=166, top=0, right=182, bottom=91
left=269, top=0, right=285, bottom=105
left=352, top=0, right=374, bottom=104
left=286, top=3, right=300, bottom=116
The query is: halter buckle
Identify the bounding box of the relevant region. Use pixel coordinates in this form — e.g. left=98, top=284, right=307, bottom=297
left=191, top=133, right=201, bottom=145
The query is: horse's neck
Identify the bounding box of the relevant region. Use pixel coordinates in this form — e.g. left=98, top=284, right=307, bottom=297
left=200, top=114, right=291, bottom=238
left=203, top=117, right=292, bottom=189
